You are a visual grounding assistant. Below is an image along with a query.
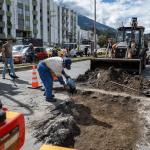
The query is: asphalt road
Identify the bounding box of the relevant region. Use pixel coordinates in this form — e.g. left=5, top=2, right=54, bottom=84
left=0, top=60, right=150, bottom=150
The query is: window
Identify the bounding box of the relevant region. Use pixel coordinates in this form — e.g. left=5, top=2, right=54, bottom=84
left=40, top=9, right=42, bottom=13
left=33, top=25, right=36, bottom=29
left=7, top=28, right=11, bottom=35
left=7, top=5, right=10, bottom=11
left=48, top=27, right=49, bottom=31
left=35, top=48, right=40, bottom=53
left=18, top=8, right=23, bottom=15
left=17, top=0, right=23, bottom=3
left=47, top=11, right=49, bottom=15
left=0, top=15, right=2, bottom=22
left=25, top=10, right=29, bottom=16
left=0, top=27, right=2, bottom=34
left=33, top=15, right=36, bottom=20
left=40, top=17, right=42, bottom=21
left=47, top=18, right=49, bottom=23
left=0, top=3, right=2, bottom=10
left=25, top=21, right=30, bottom=26
left=7, top=17, right=10, bottom=23
left=33, top=6, right=36, bottom=11
left=18, top=19, right=24, bottom=26
left=40, top=25, right=43, bottom=30
left=25, top=0, right=29, bottom=6
left=40, top=48, right=45, bottom=52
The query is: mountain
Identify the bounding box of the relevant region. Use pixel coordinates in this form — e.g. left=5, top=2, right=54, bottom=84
left=78, top=14, right=117, bottom=32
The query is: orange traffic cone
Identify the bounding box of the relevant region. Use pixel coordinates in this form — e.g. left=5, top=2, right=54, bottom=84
left=53, top=77, right=57, bottom=81
left=28, top=66, right=42, bottom=89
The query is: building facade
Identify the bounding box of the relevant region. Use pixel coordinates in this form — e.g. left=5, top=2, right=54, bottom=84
left=0, top=0, right=78, bottom=47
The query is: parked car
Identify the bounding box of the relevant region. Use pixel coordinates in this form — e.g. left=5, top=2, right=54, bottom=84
left=12, top=45, right=29, bottom=55
left=146, top=47, right=150, bottom=64
left=96, top=48, right=106, bottom=55
left=13, top=47, right=48, bottom=63
left=48, top=48, right=64, bottom=58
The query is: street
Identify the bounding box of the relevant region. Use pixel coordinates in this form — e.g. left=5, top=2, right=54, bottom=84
left=0, top=60, right=150, bottom=150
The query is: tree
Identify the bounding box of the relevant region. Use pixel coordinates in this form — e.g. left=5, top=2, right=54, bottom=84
left=98, top=35, right=107, bottom=47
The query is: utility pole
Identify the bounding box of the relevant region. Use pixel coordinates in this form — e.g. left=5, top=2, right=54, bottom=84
left=50, top=10, right=55, bottom=46
left=94, top=0, right=96, bottom=49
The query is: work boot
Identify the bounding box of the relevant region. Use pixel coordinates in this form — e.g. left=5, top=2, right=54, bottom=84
left=2, top=76, right=5, bottom=79
left=46, top=98, right=56, bottom=102
left=13, top=75, right=19, bottom=78
left=44, top=93, right=54, bottom=97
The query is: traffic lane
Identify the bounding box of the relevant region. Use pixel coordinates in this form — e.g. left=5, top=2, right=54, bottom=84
left=141, top=64, right=150, bottom=80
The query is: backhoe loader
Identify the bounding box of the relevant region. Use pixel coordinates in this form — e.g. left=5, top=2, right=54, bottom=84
left=91, top=17, right=148, bottom=75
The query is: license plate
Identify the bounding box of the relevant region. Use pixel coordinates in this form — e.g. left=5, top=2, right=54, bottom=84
left=15, top=59, right=19, bottom=62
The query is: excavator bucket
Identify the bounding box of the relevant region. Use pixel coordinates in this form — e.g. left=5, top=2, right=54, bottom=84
left=90, top=58, right=141, bottom=75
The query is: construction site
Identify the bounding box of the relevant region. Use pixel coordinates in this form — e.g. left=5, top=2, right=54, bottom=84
left=1, top=17, right=150, bottom=150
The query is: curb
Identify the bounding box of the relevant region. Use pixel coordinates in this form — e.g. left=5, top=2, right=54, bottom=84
left=0, top=58, right=91, bottom=74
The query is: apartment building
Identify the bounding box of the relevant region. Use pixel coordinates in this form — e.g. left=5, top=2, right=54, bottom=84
left=0, top=0, right=78, bottom=46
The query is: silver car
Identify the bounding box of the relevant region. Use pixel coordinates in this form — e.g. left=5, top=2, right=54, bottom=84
left=13, top=45, right=29, bottom=55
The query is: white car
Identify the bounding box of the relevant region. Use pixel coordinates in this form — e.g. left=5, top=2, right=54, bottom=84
left=13, top=45, right=29, bottom=55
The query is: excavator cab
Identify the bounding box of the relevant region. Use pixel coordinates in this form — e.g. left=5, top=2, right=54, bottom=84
left=91, top=17, right=147, bottom=75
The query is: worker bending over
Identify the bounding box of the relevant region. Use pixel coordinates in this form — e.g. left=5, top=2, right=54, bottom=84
left=37, top=57, right=71, bottom=102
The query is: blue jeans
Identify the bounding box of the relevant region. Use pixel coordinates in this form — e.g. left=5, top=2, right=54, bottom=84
left=2, top=58, right=16, bottom=77
left=37, top=60, right=53, bottom=99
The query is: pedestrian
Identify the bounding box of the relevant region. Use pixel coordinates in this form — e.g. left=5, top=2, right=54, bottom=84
left=37, top=57, right=71, bottom=102
left=84, top=46, right=88, bottom=57
left=2, top=38, right=19, bottom=79
left=68, top=46, right=71, bottom=58
left=94, top=48, right=97, bottom=57
left=52, top=45, right=58, bottom=57
left=28, top=43, right=34, bottom=62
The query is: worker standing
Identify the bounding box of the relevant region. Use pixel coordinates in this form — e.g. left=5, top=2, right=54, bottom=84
left=2, top=38, right=19, bottom=79
left=28, top=43, right=34, bottom=62
left=52, top=45, right=58, bottom=57
left=37, top=57, right=71, bottom=102
left=84, top=46, right=88, bottom=57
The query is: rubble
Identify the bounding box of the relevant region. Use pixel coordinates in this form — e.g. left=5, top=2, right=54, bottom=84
left=76, top=67, right=150, bottom=95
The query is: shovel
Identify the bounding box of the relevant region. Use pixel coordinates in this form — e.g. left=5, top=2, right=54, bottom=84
left=111, top=81, right=150, bottom=97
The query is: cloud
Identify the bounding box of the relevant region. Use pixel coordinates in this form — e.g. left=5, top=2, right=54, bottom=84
left=54, top=0, right=150, bottom=33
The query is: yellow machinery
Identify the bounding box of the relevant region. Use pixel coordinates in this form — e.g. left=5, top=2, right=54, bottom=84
left=39, top=145, right=77, bottom=150
left=91, top=17, right=147, bottom=75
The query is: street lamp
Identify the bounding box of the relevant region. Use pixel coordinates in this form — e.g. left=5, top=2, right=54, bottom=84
left=118, top=19, right=124, bottom=27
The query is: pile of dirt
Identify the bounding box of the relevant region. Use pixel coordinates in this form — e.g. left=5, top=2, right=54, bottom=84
left=76, top=67, right=150, bottom=95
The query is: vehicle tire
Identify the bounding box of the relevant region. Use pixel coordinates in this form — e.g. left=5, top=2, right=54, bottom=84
left=21, top=58, right=26, bottom=64
left=80, top=53, right=83, bottom=57
left=61, top=55, right=63, bottom=59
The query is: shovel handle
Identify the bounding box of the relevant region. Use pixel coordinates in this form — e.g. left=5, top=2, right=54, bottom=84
left=111, top=81, right=140, bottom=93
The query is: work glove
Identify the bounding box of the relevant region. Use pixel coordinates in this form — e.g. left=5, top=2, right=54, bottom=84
left=64, top=84, right=71, bottom=91
left=63, top=73, right=70, bottom=78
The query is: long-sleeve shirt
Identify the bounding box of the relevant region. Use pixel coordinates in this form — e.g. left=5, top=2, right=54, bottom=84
left=45, top=57, right=65, bottom=84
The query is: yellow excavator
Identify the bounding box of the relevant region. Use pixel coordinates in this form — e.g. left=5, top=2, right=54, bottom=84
left=91, top=17, right=148, bottom=75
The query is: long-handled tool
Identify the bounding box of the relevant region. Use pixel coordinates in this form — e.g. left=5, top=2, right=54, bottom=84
left=111, top=81, right=150, bottom=97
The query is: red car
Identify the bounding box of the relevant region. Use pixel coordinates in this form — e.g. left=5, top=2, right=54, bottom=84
left=13, top=47, right=48, bottom=63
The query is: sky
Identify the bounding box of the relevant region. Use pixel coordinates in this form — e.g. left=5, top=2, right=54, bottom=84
left=54, top=0, right=150, bottom=33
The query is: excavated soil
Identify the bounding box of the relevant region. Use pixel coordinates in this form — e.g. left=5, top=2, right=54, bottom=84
left=32, top=90, right=141, bottom=150
left=72, top=91, right=141, bottom=150
left=75, top=67, right=150, bottom=96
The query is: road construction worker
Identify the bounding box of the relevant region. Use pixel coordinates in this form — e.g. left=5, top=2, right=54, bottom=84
left=28, top=43, right=34, bottom=62
left=37, top=57, right=72, bottom=102
left=52, top=45, right=58, bottom=57
left=1, top=38, right=19, bottom=79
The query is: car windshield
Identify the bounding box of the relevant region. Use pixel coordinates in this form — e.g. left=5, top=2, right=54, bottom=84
left=64, top=44, right=77, bottom=49
left=13, top=46, right=22, bottom=51
left=20, top=47, right=29, bottom=53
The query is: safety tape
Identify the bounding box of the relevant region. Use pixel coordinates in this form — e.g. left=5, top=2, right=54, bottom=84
left=32, top=69, right=36, bottom=72
left=32, top=79, right=38, bottom=82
